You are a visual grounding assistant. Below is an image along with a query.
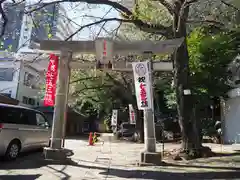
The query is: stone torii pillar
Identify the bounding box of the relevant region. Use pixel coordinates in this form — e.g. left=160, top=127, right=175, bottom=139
left=43, top=50, right=72, bottom=160
left=37, top=37, right=183, bottom=162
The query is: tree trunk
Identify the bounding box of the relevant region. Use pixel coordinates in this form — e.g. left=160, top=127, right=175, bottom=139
left=133, top=95, right=144, bottom=143
left=139, top=110, right=144, bottom=143
left=172, top=3, right=201, bottom=157
left=135, top=109, right=144, bottom=143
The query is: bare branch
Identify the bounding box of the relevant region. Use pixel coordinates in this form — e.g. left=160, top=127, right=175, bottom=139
left=26, top=0, right=173, bottom=37
left=113, top=21, right=122, bottom=39
left=93, top=6, right=114, bottom=38
left=11, top=0, right=25, bottom=6
left=154, top=0, right=176, bottom=15
left=221, top=0, right=240, bottom=11
left=176, top=0, right=199, bottom=32
left=70, top=76, right=100, bottom=84
left=96, top=21, right=123, bottom=40
left=95, top=21, right=107, bottom=38
left=72, top=85, right=112, bottom=96
left=26, top=0, right=64, bottom=13
left=65, top=17, right=172, bottom=40
left=187, top=19, right=225, bottom=26
left=186, top=0, right=199, bottom=4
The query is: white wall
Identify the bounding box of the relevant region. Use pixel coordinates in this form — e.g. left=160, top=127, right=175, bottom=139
left=17, top=64, right=44, bottom=107
left=0, top=61, right=21, bottom=99
left=223, top=88, right=240, bottom=144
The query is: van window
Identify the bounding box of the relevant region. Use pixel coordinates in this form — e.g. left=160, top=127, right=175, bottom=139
left=20, top=110, right=37, bottom=125
left=36, top=113, right=46, bottom=126
left=0, top=106, right=20, bottom=124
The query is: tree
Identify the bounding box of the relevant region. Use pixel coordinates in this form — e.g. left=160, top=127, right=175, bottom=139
left=186, top=27, right=240, bottom=144
left=69, top=67, right=136, bottom=120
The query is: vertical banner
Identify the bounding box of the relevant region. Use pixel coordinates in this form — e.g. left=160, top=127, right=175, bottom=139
left=129, top=104, right=136, bottom=124
left=132, top=61, right=152, bottom=110
left=111, top=109, right=118, bottom=126
left=44, top=54, right=59, bottom=106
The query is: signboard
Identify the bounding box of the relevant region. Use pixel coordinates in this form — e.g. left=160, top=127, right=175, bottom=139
left=44, top=54, right=59, bottom=106
left=95, top=38, right=113, bottom=65
left=129, top=104, right=136, bottom=124
left=111, top=109, right=118, bottom=126
left=132, top=61, right=152, bottom=110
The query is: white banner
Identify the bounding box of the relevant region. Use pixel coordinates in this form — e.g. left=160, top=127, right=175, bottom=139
left=129, top=104, right=136, bottom=124
left=132, top=61, right=152, bottom=110
left=111, top=109, right=118, bottom=126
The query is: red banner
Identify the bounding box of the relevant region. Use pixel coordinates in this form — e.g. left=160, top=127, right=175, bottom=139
left=44, top=54, right=59, bottom=106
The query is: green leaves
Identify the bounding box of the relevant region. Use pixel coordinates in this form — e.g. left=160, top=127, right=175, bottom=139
left=69, top=69, right=135, bottom=119
left=188, top=27, right=240, bottom=100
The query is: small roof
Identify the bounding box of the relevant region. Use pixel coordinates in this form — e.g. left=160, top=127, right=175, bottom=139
left=0, top=95, right=19, bottom=105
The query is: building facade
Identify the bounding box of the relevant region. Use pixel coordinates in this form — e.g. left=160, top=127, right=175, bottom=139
left=0, top=2, right=25, bottom=52
left=0, top=2, right=74, bottom=53
left=0, top=2, right=74, bottom=107
left=0, top=58, right=44, bottom=107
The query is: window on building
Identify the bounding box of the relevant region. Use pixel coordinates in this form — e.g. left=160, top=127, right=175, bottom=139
left=0, top=68, right=14, bottom=81
left=28, top=98, right=35, bottom=106
left=22, top=96, right=36, bottom=106
left=23, top=72, right=35, bottom=87
left=0, top=93, right=11, bottom=98
left=22, top=96, right=28, bottom=104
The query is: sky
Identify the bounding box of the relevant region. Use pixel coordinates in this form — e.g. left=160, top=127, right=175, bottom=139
left=5, top=0, right=122, bottom=40
left=63, top=2, right=121, bottom=40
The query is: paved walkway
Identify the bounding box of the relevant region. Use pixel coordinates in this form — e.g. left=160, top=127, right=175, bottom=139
left=0, top=135, right=240, bottom=180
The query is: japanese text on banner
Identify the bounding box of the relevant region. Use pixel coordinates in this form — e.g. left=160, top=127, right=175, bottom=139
left=44, top=54, right=59, bottom=106
left=132, top=61, right=152, bottom=110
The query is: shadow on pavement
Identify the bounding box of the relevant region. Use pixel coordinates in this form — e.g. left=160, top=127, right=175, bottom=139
left=1, top=152, right=240, bottom=180
left=101, top=169, right=240, bottom=179
left=0, top=174, right=41, bottom=180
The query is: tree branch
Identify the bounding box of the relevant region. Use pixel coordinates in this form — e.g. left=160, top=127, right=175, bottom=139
left=93, top=6, right=113, bottom=38
left=176, top=0, right=199, bottom=32
left=187, top=19, right=225, bottom=26
left=70, top=76, right=100, bottom=84
left=72, top=84, right=112, bottom=96
left=154, top=0, right=176, bottom=15
left=221, top=0, right=240, bottom=11
left=27, top=0, right=173, bottom=37
left=65, top=17, right=172, bottom=41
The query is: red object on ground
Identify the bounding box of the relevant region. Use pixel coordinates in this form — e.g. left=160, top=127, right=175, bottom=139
left=88, top=132, right=94, bottom=146
left=44, top=54, right=59, bottom=106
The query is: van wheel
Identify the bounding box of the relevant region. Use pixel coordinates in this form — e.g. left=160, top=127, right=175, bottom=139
left=5, top=140, right=21, bottom=160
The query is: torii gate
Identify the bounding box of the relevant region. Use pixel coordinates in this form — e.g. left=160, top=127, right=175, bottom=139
left=34, top=37, right=184, bottom=164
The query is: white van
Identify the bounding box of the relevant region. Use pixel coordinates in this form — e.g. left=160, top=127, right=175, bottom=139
left=0, top=103, right=51, bottom=160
